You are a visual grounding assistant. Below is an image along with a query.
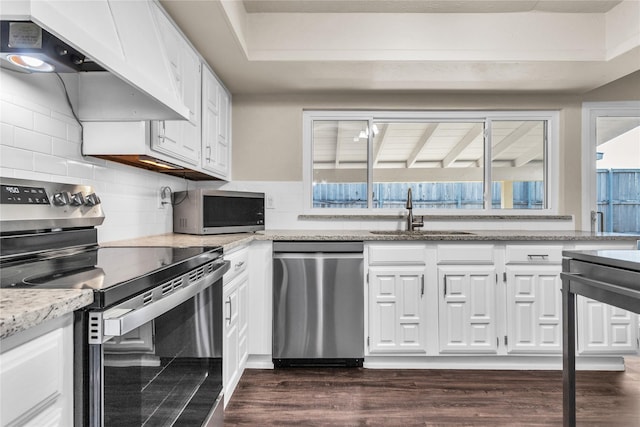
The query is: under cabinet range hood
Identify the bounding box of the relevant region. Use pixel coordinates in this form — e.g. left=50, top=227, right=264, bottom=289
left=83, top=122, right=215, bottom=181
left=0, top=0, right=190, bottom=121
left=0, top=21, right=104, bottom=73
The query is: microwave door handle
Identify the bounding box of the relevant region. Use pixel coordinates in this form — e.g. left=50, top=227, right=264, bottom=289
left=103, top=261, right=229, bottom=337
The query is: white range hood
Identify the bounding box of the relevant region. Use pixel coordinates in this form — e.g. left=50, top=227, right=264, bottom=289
left=0, top=0, right=189, bottom=121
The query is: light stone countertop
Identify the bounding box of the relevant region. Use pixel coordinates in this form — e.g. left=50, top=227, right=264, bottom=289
left=0, top=289, right=93, bottom=339
left=104, top=229, right=640, bottom=250
left=5, top=229, right=638, bottom=340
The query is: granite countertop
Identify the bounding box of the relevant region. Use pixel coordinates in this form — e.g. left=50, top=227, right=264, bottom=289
left=5, top=229, right=637, bottom=340
left=0, top=289, right=93, bottom=339
left=104, top=230, right=640, bottom=249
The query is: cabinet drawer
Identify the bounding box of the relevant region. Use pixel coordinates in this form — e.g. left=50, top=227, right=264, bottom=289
left=367, top=243, right=426, bottom=265
left=224, top=247, right=248, bottom=284
left=437, top=244, right=494, bottom=264
left=505, top=245, right=562, bottom=263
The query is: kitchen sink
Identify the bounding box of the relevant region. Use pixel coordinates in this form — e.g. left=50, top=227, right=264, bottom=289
left=370, top=230, right=476, bottom=236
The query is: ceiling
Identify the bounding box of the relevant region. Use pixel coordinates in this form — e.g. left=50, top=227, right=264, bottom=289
left=160, top=0, right=640, bottom=94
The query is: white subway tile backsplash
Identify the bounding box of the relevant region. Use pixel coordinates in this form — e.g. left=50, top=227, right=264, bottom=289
left=1, top=145, right=32, bottom=170
left=52, top=137, right=82, bottom=160
left=1, top=123, right=14, bottom=146
left=67, top=124, right=82, bottom=144
left=50, top=110, right=78, bottom=126
left=7, top=94, right=51, bottom=116
left=33, top=153, right=67, bottom=176
left=13, top=170, right=52, bottom=182
left=14, top=127, right=52, bottom=154
left=1, top=100, right=33, bottom=129
left=0, top=72, right=189, bottom=243
left=34, top=112, right=67, bottom=139
left=67, top=160, right=94, bottom=179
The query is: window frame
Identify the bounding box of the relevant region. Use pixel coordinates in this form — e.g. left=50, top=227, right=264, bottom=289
left=303, top=110, right=559, bottom=215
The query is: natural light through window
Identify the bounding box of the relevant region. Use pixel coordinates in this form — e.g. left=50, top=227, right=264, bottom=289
left=305, top=111, right=557, bottom=213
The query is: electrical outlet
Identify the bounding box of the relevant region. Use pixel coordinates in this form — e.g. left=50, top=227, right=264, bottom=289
left=266, top=195, right=275, bottom=209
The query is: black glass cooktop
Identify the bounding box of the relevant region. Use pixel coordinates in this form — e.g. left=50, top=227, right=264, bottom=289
left=1, top=246, right=222, bottom=308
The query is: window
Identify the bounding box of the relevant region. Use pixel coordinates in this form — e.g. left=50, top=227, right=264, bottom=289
left=304, top=111, right=558, bottom=213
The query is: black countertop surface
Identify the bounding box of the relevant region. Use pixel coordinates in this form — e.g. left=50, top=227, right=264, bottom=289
left=563, top=249, right=640, bottom=272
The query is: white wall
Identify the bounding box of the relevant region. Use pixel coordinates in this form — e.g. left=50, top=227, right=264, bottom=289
left=0, top=70, right=191, bottom=243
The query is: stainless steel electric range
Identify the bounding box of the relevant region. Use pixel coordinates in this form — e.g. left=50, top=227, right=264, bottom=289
left=0, top=178, right=229, bottom=427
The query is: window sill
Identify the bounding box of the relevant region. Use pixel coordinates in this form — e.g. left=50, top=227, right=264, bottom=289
left=298, top=214, right=573, bottom=221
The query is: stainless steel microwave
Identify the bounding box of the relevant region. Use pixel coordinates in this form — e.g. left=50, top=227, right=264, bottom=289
left=173, top=189, right=265, bottom=235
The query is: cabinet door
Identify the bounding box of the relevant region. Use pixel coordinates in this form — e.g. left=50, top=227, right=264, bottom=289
left=238, top=271, right=249, bottom=368
left=150, top=5, right=201, bottom=165
left=577, top=297, right=638, bottom=355
left=0, top=319, right=73, bottom=427
left=368, top=266, right=426, bottom=354
left=505, top=265, right=562, bottom=354
left=201, top=67, right=230, bottom=179
left=438, top=265, right=497, bottom=354
left=223, top=283, right=239, bottom=404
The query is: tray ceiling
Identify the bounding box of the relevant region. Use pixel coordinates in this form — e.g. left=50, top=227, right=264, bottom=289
left=160, top=0, right=640, bottom=94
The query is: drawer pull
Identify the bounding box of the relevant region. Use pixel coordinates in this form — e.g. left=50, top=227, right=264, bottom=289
left=527, top=254, right=549, bottom=260
left=235, top=261, right=245, bottom=269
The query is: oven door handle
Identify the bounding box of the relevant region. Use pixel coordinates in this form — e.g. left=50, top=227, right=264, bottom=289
left=103, top=260, right=230, bottom=338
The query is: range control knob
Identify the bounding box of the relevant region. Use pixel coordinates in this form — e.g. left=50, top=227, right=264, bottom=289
left=84, top=193, right=101, bottom=206
left=52, top=191, right=70, bottom=206
left=70, top=192, right=85, bottom=206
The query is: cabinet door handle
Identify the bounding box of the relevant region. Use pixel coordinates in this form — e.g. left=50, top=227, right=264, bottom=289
left=159, top=121, right=166, bottom=141
left=527, top=254, right=549, bottom=260
left=443, top=275, right=447, bottom=297
left=206, top=146, right=212, bottom=162
left=225, top=296, right=232, bottom=322
left=421, top=275, right=425, bottom=297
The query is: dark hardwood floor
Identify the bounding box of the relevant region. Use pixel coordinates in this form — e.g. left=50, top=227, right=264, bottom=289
left=224, top=357, right=640, bottom=426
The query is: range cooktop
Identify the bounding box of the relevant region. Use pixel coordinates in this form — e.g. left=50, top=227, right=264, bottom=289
left=1, top=246, right=223, bottom=308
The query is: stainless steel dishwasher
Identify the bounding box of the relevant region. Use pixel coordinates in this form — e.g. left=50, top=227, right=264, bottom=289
left=273, top=241, right=364, bottom=367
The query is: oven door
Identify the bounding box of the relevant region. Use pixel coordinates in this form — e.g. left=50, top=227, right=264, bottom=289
left=79, top=263, right=227, bottom=427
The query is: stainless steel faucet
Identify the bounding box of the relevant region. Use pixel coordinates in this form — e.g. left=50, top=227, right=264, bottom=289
left=406, top=188, right=424, bottom=231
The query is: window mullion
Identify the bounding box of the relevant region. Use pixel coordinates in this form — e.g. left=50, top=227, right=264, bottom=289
left=484, top=119, right=492, bottom=211
left=367, top=117, right=374, bottom=209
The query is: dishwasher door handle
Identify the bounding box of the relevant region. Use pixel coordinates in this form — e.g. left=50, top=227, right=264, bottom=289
left=273, top=252, right=364, bottom=260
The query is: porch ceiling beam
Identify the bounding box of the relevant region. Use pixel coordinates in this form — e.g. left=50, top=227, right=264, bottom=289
left=442, top=123, right=483, bottom=168
left=372, top=124, right=389, bottom=166
left=492, top=121, right=538, bottom=158
left=406, top=123, right=439, bottom=168
left=513, top=144, right=542, bottom=167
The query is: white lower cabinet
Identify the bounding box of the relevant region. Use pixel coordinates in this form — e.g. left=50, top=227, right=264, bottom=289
left=0, top=315, right=73, bottom=427
left=223, top=246, right=249, bottom=407
left=577, top=297, right=638, bottom=354
left=366, top=243, right=428, bottom=356
left=438, top=265, right=497, bottom=354
left=363, top=240, right=636, bottom=368
left=505, top=264, right=562, bottom=354
left=368, top=266, right=427, bottom=354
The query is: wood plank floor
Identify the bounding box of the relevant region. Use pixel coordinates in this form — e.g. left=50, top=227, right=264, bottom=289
left=224, top=357, right=640, bottom=426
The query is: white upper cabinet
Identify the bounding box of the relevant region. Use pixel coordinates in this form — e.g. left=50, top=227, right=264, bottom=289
left=23, top=0, right=189, bottom=121
left=202, top=66, right=231, bottom=179
left=149, top=2, right=202, bottom=165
